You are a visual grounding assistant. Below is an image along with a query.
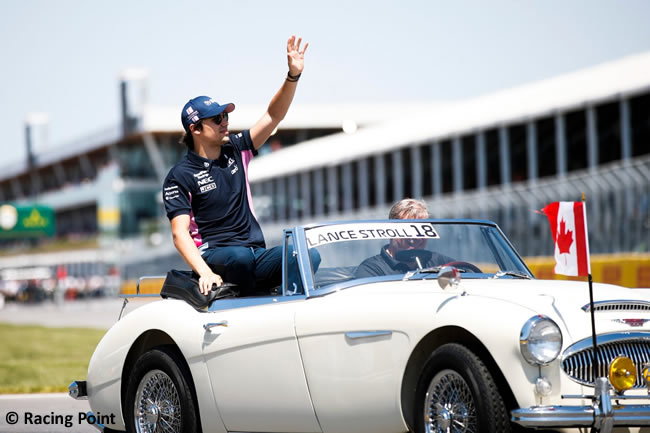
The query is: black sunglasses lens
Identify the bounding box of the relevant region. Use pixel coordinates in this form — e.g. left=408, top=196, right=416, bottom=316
left=212, top=112, right=228, bottom=124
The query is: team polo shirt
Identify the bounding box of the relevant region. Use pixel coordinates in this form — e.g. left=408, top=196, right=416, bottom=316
left=162, top=130, right=265, bottom=251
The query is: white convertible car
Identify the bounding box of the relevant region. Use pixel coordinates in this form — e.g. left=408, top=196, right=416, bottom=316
left=70, top=220, right=650, bottom=433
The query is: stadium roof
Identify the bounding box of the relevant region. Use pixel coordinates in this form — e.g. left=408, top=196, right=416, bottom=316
left=2, top=51, right=649, bottom=184
left=0, top=102, right=442, bottom=183
left=247, top=51, right=650, bottom=182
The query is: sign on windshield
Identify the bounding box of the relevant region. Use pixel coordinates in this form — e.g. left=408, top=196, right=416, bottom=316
left=306, top=222, right=439, bottom=248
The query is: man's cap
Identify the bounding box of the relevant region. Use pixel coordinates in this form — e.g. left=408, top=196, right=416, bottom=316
left=181, top=96, right=235, bottom=132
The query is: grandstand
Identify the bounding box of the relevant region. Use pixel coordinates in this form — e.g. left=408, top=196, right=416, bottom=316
left=0, top=52, right=648, bottom=290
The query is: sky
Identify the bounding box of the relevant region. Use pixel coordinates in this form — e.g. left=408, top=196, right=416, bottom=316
left=1, top=0, right=649, bottom=165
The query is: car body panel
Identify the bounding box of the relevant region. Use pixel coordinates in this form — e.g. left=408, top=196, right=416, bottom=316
left=78, top=220, right=650, bottom=432
left=201, top=300, right=320, bottom=432
left=87, top=300, right=228, bottom=433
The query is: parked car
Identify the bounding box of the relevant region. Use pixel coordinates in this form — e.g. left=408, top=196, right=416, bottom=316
left=70, top=219, right=650, bottom=433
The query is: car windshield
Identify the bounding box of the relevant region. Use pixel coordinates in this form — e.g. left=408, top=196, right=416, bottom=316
left=302, top=220, right=532, bottom=290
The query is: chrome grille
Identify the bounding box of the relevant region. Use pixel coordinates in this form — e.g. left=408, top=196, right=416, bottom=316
left=582, top=300, right=650, bottom=312
left=562, top=333, right=650, bottom=388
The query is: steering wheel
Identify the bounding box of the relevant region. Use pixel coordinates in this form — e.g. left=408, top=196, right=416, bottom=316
left=441, top=261, right=482, bottom=273
left=394, top=249, right=433, bottom=266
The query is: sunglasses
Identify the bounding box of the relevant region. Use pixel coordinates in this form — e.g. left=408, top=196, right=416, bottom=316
left=209, top=112, right=229, bottom=124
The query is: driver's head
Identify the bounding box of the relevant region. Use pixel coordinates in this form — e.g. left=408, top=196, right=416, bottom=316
left=388, top=198, right=429, bottom=220
left=388, top=198, right=429, bottom=255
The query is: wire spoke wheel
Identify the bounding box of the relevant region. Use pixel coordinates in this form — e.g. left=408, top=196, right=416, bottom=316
left=424, top=369, right=477, bottom=433
left=134, top=369, right=182, bottom=433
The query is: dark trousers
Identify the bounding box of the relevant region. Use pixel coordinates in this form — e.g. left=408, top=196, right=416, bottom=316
left=202, top=245, right=321, bottom=296
left=203, top=246, right=283, bottom=296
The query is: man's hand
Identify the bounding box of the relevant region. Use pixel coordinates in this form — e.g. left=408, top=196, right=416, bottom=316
left=287, top=35, right=308, bottom=76
left=198, top=271, right=223, bottom=295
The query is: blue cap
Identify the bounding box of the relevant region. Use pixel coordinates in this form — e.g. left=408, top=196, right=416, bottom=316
left=181, top=96, right=235, bottom=132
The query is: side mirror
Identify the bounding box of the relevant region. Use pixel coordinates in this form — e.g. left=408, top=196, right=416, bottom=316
left=438, top=266, right=461, bottom=290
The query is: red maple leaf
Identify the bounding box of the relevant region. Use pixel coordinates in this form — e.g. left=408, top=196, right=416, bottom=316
left=557, top=218, right=573, bottom=254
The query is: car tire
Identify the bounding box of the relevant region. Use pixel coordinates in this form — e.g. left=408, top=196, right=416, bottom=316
left=125, top=346, right=199, bottom=433
left=415, top=343, right=510, bottom=433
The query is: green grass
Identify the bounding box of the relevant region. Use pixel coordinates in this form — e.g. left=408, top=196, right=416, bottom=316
left=0, top=324, right=106, bottom=394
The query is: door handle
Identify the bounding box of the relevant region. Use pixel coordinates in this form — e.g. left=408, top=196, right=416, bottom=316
left=204, top=321, right=228, bottom=331
left=345, top=331, right=392, bottom=339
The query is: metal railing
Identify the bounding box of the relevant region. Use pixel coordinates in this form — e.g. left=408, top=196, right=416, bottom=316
left=261, top=156, right=650, bottom=257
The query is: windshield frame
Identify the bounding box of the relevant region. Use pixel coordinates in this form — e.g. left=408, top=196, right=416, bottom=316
left=292, top=219, right=534, bottom=297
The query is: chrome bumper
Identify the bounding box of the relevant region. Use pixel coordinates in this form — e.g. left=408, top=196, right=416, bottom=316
left=512, top=378, right=650, bottom=433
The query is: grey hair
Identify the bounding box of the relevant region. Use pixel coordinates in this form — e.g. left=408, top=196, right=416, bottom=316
left=388, top=198, right=429, bottom=219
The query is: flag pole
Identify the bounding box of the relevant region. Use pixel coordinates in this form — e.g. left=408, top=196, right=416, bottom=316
left=584, top=192, right=599, bottom=382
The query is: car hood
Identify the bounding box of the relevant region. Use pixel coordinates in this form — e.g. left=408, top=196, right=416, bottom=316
left=458, top=279, right=650, bottom=342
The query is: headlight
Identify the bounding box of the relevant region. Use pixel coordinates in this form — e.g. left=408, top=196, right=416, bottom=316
left=520, top=315, right=563, bottom=365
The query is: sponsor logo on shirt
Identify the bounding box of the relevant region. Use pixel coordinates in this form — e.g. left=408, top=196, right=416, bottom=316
left=197, top=176, right=214, bottom=186
left=194, top=171, right=216, bottom=191
left=193, top=170, right=210, bottom=179
left=200, top=183, right=216, bottom=193
left=164, top=185, right=180, bottom=201
left=227, top=158, right=239, bottom=175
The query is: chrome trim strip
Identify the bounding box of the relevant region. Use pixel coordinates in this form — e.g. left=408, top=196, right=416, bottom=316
left=207, top=294, right=306, bottom=311
left=203, top=321, right=228, bottom=331
left=561, top=332, right=650, bottom=388
left=582, top=300, right=650, bottom=312
left=512, top=404, right=650, bottom=428
left=513, top=379, right=650, bottom=430
left=294, top=226, right=316, bottom=295
left=561, top=332, right=650, bottom=360
left=345, top=331, right=393, bottom=339
left=299, top=218, right=499, bottom=230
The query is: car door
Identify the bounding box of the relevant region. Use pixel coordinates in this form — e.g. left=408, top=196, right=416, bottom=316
left=201, top=233, right=320, bottom=433
left=294, top=293, right=411, bottom=433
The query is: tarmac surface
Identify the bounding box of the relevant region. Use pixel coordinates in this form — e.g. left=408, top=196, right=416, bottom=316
left=0, top=297, right=152, bottom=330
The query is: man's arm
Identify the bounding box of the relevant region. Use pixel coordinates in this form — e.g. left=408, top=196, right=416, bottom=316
left=250, top=35, right=309, bottom=150
left=170, top=214, right=223, bottom=295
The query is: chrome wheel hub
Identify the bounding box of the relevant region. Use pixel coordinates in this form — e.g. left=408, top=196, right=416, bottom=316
left=143, top=404, right=159, bottom=425
left=424, top=369, right=477, bottom=433
left=134, top=370, right=181, bottom=433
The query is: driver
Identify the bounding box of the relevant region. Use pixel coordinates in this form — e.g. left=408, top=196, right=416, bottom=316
left=354, top=199, right=454, bottom=278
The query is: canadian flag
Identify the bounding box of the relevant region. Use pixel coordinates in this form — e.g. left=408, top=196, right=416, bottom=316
left=541, top=201, right=591, bottom=277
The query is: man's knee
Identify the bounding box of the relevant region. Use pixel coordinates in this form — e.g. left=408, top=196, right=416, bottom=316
left=226, top=248, right=255, bottom=271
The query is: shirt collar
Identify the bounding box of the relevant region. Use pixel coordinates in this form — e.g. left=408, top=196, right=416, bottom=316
left=186, top=150, right=212, bottom=168
left=380, top=245, right=409, bottom=271
left=186, top=145, right=233, bottom=169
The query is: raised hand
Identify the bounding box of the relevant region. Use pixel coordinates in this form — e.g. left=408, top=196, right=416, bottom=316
left=287, top=35, right=308, bottom=77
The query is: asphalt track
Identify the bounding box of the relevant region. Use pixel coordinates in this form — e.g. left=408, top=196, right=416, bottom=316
left=0, top=297, right=130, bottom=330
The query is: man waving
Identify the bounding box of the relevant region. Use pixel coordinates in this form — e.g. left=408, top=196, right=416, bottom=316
left=163, top=36, right=309, bottom=296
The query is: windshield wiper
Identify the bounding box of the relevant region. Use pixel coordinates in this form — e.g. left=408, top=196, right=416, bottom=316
left=492, top=270, right=531, bottom=279
left=403, top=266, right=466, bottom=281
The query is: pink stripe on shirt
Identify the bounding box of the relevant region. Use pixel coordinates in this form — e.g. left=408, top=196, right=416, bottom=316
left=241, top=149, right=258, bottom=220
left=188, top=192, right=203, bottom=248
